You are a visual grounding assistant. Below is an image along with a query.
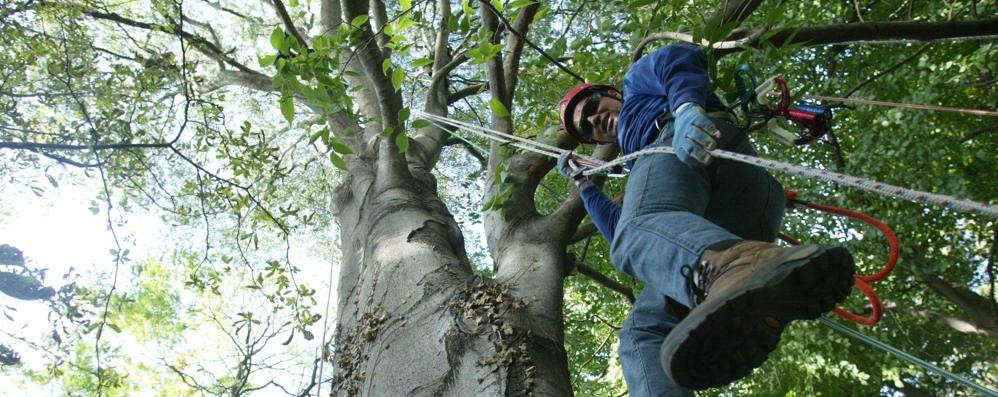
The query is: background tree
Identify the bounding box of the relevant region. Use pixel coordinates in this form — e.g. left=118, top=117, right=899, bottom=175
left=0, top=0, right=995, bottom=395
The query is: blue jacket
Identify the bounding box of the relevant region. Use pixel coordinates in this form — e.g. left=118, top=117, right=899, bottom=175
left=579, top=44, right=721, bottom=242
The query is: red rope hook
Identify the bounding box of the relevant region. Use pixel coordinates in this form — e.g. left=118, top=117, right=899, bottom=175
left=782, top=190, right=900, bottom=325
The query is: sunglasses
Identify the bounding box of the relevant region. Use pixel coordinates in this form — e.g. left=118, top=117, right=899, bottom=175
left=576, top=93, right=604, bottom=139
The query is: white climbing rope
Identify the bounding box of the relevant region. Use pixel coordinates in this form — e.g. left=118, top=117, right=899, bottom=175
left=584, top=146, right=998, bottom=218
left=413, top=111, right=998, bottom=219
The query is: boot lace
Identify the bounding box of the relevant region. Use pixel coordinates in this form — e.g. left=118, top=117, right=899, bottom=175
left=681, top=260, right=718, bottom=306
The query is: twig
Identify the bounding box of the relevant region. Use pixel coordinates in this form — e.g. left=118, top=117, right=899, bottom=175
left=961, top=123, right=997, bottom=142
left=989, top=227, right=997, bottom=307
left=271, top=0, right=309, bottom=48
left=477, top=0, right=584, bottom=83
left=37, top=151, right=99, bottom=167
left=0, top=141, right=172, bottom=151
left=843, top=43, right=930, bottom=98
left=73, top=5, right=264, bottom=77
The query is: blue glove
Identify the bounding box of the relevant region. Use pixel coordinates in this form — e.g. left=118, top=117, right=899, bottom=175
left=673, top=103, right=721, bottom=167
left=557, top=152, right=590, bottom=186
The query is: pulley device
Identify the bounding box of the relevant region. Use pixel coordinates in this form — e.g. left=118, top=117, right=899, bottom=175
left=733, top=66, right=833, bottom=146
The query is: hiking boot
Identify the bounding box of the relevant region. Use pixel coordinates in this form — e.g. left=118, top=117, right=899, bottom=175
left=659, top=241, right=855, bottom=390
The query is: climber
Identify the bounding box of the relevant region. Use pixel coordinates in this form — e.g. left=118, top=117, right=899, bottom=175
left=556, top=44, right=856, bottom=395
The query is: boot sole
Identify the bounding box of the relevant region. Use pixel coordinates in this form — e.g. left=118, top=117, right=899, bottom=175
left=660, top=245, right=855, bottom=390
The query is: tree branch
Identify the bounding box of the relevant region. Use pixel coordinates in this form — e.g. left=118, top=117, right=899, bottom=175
left=575, top=261, right=634, bottom=304
left=705, top=0, right=765, bottom=28
left=340, top=0, right=402, bottom=138
left=407, top=0, right=464, bottom=172
left=38, top=151, right=99, bottom=167
left=720, top=17, right=998, bottom=56
left=500, top=2, right=541, bottom=98
left=203, top=70, right=276, bottom=93
left=989, top=226, right=997, bottom=307
left=271, top=0, right=309, bottom=49
left=0, top=140, right=172, bottom=151
left=960, top=123, right=997, bottom=143
left=443, top=137, right=486, bottom=169
left=477, top=0, right=584, bottom=83
left=369, top=0, right=391, bottom=53
left=73, top=6, right=266, bottom=78
left=920, top=273, right=998, bottom=337
left=632, top=29, right=765, bottom=63
left=446, top=83, right=483, bottom=105
left=843, top=43, right=930, bottom=98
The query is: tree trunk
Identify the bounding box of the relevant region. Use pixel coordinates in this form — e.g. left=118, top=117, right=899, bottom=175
left=329, top=157, right=572, bottom=395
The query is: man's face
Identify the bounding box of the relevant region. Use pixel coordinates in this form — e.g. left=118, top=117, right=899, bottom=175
left=571, top=91, right=621, bottom=144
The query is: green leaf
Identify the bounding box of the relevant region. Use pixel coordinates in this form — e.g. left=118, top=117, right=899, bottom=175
left=270, top=27, right=285, bottom=51
left=329, top=137, right=353, bottom=155
left=398, top=107, right=411, bottom=123
left=383, top=126, right=395, bottom=137
left=351, top=15, right=369, bottom=28
left=490, top=0, right=503, bottom=11
left=392, top=67, right=404, bottom=91
left=258, top=54, right=278, bottom=67
left=395, top=132, right=409, bottom=153
left=628, top=0, right=655, bottom=7
left=412, top=119, right=430, bottom=129
left=308, top=127, right=328, bottom=145
left=490, top=98, right=510, bottom=117
left=508, top=0, right=535, bottom=9
left=329, top=151, right=348, bottom=170
left=382, top=58, right=392, bottom=74
left=279, top=93, right=295, bottom=123
left=411, top=57, right=433, bottom=68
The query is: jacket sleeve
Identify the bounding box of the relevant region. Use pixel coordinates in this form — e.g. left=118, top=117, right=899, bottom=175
left=579, top=184, right=621, bottom=242
left=624, top=44, right=709, bottom=111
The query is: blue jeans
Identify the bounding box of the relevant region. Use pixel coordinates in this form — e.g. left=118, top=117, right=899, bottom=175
left=611, top=116, right=785, bottom=396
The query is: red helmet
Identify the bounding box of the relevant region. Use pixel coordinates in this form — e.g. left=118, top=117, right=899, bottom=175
left=559, top=83, right=620, bottom=144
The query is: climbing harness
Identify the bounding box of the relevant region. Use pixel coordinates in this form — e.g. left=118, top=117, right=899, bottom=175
left=782, top=190, right=899, bottom=326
